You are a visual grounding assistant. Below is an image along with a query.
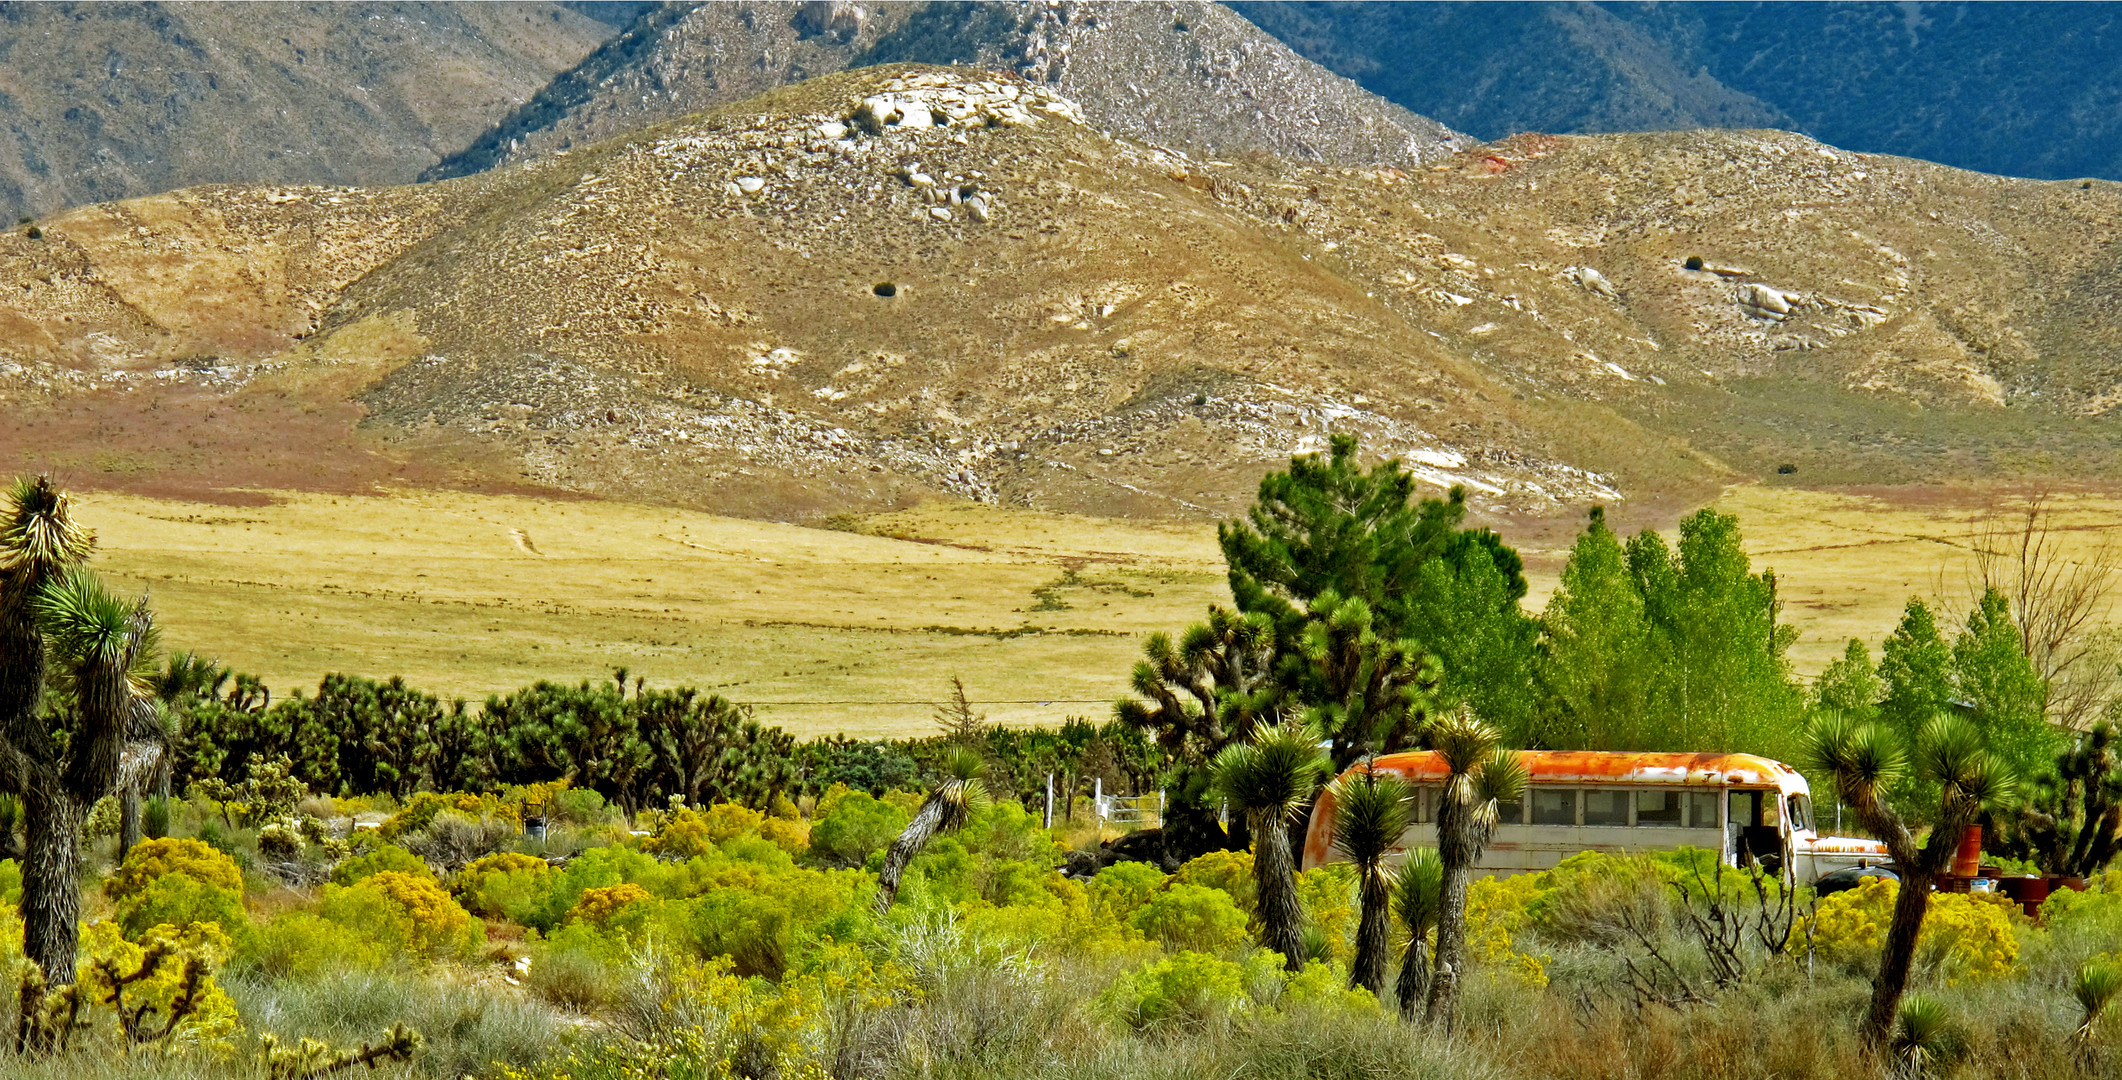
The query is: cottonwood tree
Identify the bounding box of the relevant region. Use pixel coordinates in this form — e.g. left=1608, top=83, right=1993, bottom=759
left=0, top=477, right=164, bottom=986
left=1211, top=721, right=1330, bottom=972
left=1534, top=507, right=1802, bottom=758
left=1326, top=765, right=1412, bottom=996
left=1807, top=710, right=2015, bottom=1051
left=1425, top=710, right=1526, bottom=1031
left=1964, top=496, right=2120, bottom=729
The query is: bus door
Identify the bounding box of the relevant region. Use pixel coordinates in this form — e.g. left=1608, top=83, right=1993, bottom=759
left=1726, top=789, right=1786, bottom=872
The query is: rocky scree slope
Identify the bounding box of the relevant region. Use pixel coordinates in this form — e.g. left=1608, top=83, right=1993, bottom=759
left=4, top=68, right=2121, bottom=516
left=0, top=2, right=613, bottom=222
left=426, top=0, right=1467, bottom=182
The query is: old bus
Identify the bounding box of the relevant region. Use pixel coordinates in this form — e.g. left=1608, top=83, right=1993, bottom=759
left=1300, top=750, right=1889, bottom=883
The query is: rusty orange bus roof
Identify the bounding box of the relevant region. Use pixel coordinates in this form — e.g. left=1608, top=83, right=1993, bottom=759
left=1344, top=750, right=1803, bottom=788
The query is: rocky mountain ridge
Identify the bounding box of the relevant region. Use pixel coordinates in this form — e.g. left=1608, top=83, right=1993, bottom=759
left=425, top=1, right=1468, bottom=181
left=0, top=2, right=614, bottom=221
left=2, top=66, right=2118, bottom=521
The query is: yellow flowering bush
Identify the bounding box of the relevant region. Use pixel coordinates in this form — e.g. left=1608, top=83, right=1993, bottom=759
left=1131, top=883, right=1248, bottom=953
left=331, top=844, right=431, bottom=886
left=1174, top=850, right=1255, bottom=913
left=1803, top=876, right=2019, bottom=983
left=76, top=920, right=239, bottom=1051
left=320, top=869, right=480, bottom=961
left=456, top=852, right=553, bottom=917
left=1296, top=864, right=1357, bottom=965
left=381, top=791, right=518, bottom=839
left=1281, top=957, right=1379, bottom=1012
left=568, top=883, right=655, bottom=927
left=1465, top=873, right=1550, bottom=988
left=1087, top=861, right=1167, bottom=923
left=103, top=838, right=242, bottom=905
left=647, top=804, right=809, bottom=858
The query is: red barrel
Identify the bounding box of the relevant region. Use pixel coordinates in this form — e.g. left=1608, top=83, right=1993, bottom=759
left=1951, top=825, right=1982, bottom=878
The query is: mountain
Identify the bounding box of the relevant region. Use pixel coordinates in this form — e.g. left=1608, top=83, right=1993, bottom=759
left=1233, top=1, right=2122, bottom=183
left=3, top=67, right=2119, bottom=524
left=425, top=0, right=1467, bottom=181
left=0, top=1, right=613, bottom=221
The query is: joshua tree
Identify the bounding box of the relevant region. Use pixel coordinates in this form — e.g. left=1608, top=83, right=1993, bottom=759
left=1326, top=764, right=1412, bottom=996
left=1425, top=709, right=1527, bottom=1030
left=1, top=477, right=164, bottom=986
left=1807, top=710, right=2014, bottom=1051
left=874, top=748, right=988, bottom=915
left=1991, top=719, right=2122, bottom=877
left=1212, top=720, right=1330, bottom=971
left=1394, top=846, right=1443, bottom=1020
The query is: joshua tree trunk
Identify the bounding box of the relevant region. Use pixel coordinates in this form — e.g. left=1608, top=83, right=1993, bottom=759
left=875, top=792, right=949, bottom=915
left=19, top=782, right=85, bottom=986
left=1253, top=807, right=1306, bottom=972
left=1350, top=867, right=1393, bottom=996
left=1397, top=937, right=1431, bottom=1020
left=1864, top=860, right=1938, bottom=1044
left=1425, top=858, right=1472, bottom=1030
left=118, top=785, right=141, bottom=857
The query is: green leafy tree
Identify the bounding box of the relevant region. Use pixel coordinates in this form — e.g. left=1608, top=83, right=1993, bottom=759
left=1326, top=766, right=1412, bottom=996
left=1814, top=639, right=1885, bottom=722
left=1115, top=605, right=1280, bottom=854
left=1211, top=721, right=1330, bottom=972
left=1807, top=710, right=2016, bottom=1051
left=1626, top=509, right=1804, bottom=758
left=1532, top=507, right=1656, bottom=748
left=1424, top=710, right=1527, bottom=1030
left=1951, top=588, right=2060, bottom=784
left=1, top=476, right=164, bottom=987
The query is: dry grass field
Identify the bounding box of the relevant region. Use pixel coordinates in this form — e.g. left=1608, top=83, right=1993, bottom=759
left=77, top=483, right=2121, bottom=739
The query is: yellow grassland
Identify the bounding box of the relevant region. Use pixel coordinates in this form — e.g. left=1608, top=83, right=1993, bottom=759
left=77, top=485, right=2120, bottom=739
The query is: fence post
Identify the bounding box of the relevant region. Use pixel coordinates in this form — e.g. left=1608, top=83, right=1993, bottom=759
left=1094, top=777, right=1104, bottom=828
left=1044, top=772, right=1054, bottom=829
left=1158, top=791, right=1166, bottom=827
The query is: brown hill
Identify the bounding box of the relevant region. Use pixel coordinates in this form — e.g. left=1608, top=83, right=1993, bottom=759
left=0, top=1, right=611, bottom=221
left=3, top=67, right=2119, bottom=521
left=426, top=1, right=1468, bottom=181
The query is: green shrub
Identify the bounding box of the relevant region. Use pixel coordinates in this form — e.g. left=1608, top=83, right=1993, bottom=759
left=234, top=911, right=389, bottom=977
left=807, top=791, right=908, bottom=868
left=456, top=852, right=554, bottom=918
left=116, top=873, right=248, bottom=939
left=1087, top=860, right=1166, bottom=922
left=1103, top=950, right=1253, bottom=1029
left=331, top=844, right=431, bottom=886
left=0, top=858, right=20, bottom=905
left=1130, top=883, right=1248, bottom=953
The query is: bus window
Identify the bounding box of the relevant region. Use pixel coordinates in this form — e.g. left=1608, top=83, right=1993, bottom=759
left=1532, top=788, right=1577, bottom=825
left=1583, top=789, right=1629, bottom=826
left=1685, top=791, right=1720, bottom=829
left=1635, top=790, right=1683, bottom=826
left=1786, top=794, right=1811, bottom=832
left=1495, top=793, right=1524, bottom=825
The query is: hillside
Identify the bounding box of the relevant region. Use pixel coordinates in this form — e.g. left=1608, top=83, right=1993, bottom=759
left=425, top=0, right=1467, bottom=181
left=1234, top=1, right=2122, bottom=183
left=0, top=1, right=613, bottom=221
left=3, top=66, right=2120, bottom=523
